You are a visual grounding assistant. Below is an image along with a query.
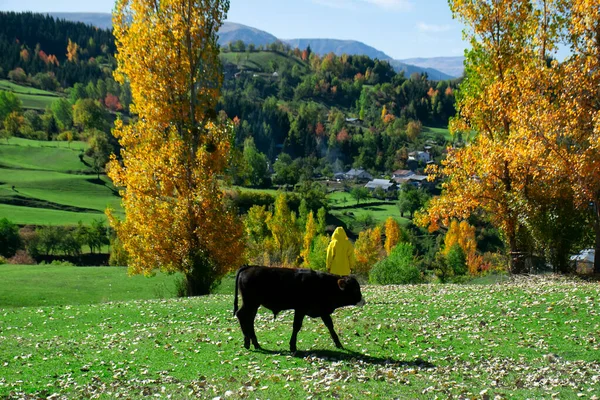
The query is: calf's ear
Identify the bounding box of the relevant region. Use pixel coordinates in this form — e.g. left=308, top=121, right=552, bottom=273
left=337, top=278, right=347, bottom=291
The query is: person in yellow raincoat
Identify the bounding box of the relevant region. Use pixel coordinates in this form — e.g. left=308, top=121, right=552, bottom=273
left=326, top=227, right=355, bottom=276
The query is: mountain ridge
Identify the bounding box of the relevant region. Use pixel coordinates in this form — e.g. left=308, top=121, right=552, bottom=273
left=46, top=12, right=463, bottom=79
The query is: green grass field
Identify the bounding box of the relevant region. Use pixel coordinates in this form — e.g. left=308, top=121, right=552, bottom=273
left=0, top=79, right=62, bottom=110
left=0, top=138, right=122, bottom=225
left=423, top=125, right=452, bottom=141
left=0, top=273, right=598, bottom=398
left=0, top=265, right=182, bottom=308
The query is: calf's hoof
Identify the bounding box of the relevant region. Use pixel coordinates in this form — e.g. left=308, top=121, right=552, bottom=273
left=244, top=338, right=250, bottom=349
left=335, top=342, right=344, bottom=349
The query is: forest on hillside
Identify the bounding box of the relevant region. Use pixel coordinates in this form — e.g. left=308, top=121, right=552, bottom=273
left=0, top=11, right=459, bottom=184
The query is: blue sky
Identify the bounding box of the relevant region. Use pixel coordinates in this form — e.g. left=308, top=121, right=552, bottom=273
left=0, top=0, right=467, bottom=59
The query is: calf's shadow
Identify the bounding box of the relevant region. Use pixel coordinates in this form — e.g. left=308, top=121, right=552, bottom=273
left=254, top=347, right=434, bottom=369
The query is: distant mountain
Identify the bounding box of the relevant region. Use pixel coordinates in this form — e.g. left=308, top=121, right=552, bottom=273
left=283, top=38, right=391, bottom=61
left=219, top=22, right=278, bottom=47
left=388, top=60, right=456, bottom=81
left=398, top=57, right=465, bottom=79
left=45, top=12, right=459, bottom=80
left=49, top=12, right=112, bottom=30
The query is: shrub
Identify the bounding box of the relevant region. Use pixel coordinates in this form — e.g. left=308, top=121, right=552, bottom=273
left=7, top=250, right=36, bottom=265
left=0, top=255, right=7, bottom=264
left=0, top=218, right=22, bottom=258
left=446, top=243, right=468, bottom=276
left=306, top=234, right=329, bottom=272
left=369, top=242, right=422, bottom=285
left=22, top=130, right=47, bottom=141
left=109, top=235, right=129, bottom=266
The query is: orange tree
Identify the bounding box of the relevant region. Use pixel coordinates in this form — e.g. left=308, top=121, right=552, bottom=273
left=519, top=0, right=600, bottom=272
left=416, top=0, right=571, bottom=273
left=107, top=0, right=244, bottom=295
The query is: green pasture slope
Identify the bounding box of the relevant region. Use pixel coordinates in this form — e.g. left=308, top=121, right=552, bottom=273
left=220, top=51, right=309, bottom=73
left=0, top=275, right=598, bottom=398
left=0, top=265, right=182, bottom=308
left=0, top=79, right=61, bottom=110
left=0, top=138, right=122, bottom=225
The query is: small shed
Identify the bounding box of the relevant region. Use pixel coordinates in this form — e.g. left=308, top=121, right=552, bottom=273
left=570, top=249, right=595, bottom=275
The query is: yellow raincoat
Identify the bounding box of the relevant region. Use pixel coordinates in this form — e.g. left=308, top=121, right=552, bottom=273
left=326, top=227, right=355, bottom=276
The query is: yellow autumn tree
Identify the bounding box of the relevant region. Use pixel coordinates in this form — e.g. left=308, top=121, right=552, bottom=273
left=443, top=220, right=480, bottom=274
left=515, top=0, right=600, bottom=273
left=354, top=226, right=383, bottom=274
left=66, top=38, right=79, bottom=62
left=107, top=0, right=244, bottom=295
left=384, top=217, right=400, bottom=256
left=301, top=211, right=316, bottom=267
left=266, top=193, right=301, bottom=267
left=416, top=0, right=558, bottom=273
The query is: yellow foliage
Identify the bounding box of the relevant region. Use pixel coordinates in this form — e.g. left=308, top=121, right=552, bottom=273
left=443, top=220, right=480, bottom=274
left=354, top=226, right=383, bottom=274
left=301, top=211, right=316, bottom=266
left=384, top=217, right=400, bottom=256
left=66, top=38, right=78, bottom=62
left=266, top=193, right=301, bottom=266
left=107, top=0, right=244, bottom=288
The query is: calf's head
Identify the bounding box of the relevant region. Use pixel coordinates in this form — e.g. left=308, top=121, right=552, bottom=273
left=337, top=276, right=366, bottom=307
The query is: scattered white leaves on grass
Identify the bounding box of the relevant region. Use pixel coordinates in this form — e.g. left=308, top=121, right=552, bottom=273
left=1, top=275, right=599, bottom=398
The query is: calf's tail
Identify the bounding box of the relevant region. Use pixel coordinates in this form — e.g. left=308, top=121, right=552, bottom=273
left=233, top=265, right=250, bottom=316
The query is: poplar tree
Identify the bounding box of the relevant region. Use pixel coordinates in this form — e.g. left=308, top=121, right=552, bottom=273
left=108, top=0, right=244, bottom=295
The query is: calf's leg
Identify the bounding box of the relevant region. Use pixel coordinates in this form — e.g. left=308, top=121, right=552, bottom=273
left=321, top=314, right=343, bottom=349
left=236, top=304, right=261, bottom=350
left=289, top=311, right=305, bottom=353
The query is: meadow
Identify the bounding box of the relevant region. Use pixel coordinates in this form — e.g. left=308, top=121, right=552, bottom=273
left=0, top=138, right=122, bottom=225
left=1, top=271, right=598, bottom=399
left=0, top=79, right=62, bottom=110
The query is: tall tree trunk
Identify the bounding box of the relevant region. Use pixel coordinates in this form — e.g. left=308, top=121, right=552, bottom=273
left=507, top=219, right=526, bottom=274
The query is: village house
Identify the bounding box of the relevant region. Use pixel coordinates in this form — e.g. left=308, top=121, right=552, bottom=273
left=364, top=179, right=397, bottom=193
left=345, top=168, right=373, bottom=181
left=408, top=150, right=431, bottom=163
left=392, top=169, right=415, bottom=184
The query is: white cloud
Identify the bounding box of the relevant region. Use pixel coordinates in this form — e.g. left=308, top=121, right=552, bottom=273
left=311, top=0, right=413, bottom=11
left=417, top=22, right=452, bottom=32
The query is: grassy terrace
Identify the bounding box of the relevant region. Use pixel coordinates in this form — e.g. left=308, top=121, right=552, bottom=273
left=0, top=79, right=62, bottom=110
left=0, top=271, right=598, bottom=399
left=0, top=138, right=122, bottom=225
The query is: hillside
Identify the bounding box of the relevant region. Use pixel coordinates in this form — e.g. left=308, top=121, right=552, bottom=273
left=0, top=138, right=121, bottom=225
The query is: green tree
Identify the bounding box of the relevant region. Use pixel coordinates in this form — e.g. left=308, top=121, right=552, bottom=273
left=0, top=218, right=22, bottom=258
left=369, top=242, right=421, bottom=285
left=242, top=137, right=269, bottom=187
left=73, top=99, right=108, bottom=132
left=398, top=184, right=429, bottom=218
left=50, top=98, right=73, bottom=131
left=446, top=243, right=467, bottom=276
left=350, top=186, right=370, bottom=205
left=4, top=111, right=24, bottom=135
left=85, top=130, right=112, bottom=178
left=0, top=90, right=22, bottom=122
